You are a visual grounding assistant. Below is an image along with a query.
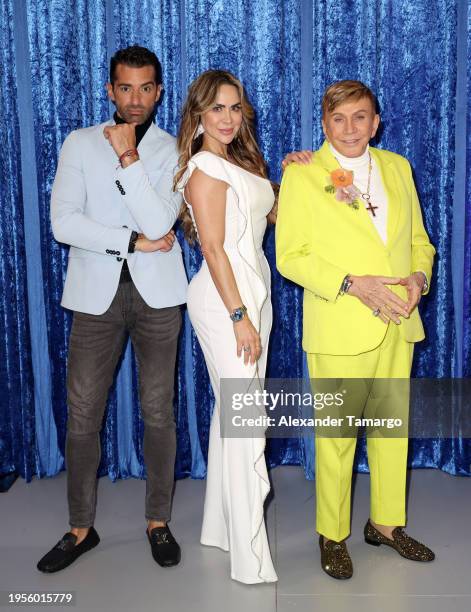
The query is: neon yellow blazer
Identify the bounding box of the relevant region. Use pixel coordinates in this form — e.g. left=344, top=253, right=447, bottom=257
left=275, top=141, right=435, bottom=355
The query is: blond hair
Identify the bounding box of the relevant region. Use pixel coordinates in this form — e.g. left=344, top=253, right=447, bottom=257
left=322, top=80, right=377, bottom=117
left=174, top=70, right=270, bottom=244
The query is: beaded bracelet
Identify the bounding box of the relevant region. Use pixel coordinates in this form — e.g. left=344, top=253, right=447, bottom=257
left=119, top=148, right=139, bottom=166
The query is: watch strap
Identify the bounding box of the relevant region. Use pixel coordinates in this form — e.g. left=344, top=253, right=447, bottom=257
left=128, top=230, right=139, bottom=254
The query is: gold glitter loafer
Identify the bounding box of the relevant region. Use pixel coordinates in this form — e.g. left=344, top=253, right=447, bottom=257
left=319, top=536, right=353, bottom=579
left=364, top=520, right=435, bottom=562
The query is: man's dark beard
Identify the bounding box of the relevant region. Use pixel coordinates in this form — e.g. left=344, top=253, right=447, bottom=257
left=118, top=106, right=147, bottom=122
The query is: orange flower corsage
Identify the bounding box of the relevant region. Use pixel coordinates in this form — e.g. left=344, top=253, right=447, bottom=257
left=325, top=168, right=360, bottom=210
left=330, top=168, right=354, bottom=188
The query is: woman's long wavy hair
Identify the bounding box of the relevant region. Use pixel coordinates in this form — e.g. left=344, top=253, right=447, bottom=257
left=174, top=70, right=275, bottom=244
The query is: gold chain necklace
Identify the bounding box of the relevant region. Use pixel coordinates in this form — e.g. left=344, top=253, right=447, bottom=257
left=360, top=152, right=378, bottom=217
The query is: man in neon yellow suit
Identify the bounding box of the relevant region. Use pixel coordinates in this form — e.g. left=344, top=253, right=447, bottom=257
left=276, top=80, right=436, bottom=579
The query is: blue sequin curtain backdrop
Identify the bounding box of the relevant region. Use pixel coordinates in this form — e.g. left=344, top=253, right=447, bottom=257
left=2, top=0, right=470, bottom=482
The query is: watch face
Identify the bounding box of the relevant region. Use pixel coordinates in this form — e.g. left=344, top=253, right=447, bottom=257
left=231, top=310, right=242, bottom=322
left=231, top=308, right=245, bottom=322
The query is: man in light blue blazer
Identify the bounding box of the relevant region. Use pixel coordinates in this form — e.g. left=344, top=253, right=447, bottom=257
left=37, top=46, right=188, bottom=573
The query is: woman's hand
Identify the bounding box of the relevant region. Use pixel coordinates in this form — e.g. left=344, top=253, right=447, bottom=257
left=347, top=275, right=410, bottom=324
left=135, top=230, right=175, bottom=253
left=399, top=272, right=425, bottom=314
left=233, top=317, right=262, bottom=365
left=266, top=201, right=278, bottom=225
left=281, top=150, right=313, bottom=171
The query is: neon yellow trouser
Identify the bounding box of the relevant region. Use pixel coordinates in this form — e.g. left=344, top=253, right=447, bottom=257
left=307, top=323, right=414, bottom=542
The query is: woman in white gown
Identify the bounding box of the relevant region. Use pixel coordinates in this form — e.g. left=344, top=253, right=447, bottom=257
left=174, top=70, right=278, bottom=584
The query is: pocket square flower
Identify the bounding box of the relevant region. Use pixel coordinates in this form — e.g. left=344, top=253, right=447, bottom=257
left=325, top=168, right=360, bottom=210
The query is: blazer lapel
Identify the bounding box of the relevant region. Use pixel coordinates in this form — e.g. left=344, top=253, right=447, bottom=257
left=99, top=118, right=120, bottom=164
left=314, top=139, right=336, bottom=171
left=137, top=122, right=160, bottom=161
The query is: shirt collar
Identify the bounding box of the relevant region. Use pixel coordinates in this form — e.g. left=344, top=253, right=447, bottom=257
left=328, top=142, right=370, bottom=168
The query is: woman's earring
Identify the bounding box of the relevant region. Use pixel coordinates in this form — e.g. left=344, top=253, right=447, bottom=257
left=194, top=123, right=205, bottom=139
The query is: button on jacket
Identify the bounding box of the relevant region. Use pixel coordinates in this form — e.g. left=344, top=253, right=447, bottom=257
left=51, top=120, right=188, bottom=315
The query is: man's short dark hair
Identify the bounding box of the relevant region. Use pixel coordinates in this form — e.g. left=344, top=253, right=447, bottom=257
left=110, top=45, right=162, bottom=85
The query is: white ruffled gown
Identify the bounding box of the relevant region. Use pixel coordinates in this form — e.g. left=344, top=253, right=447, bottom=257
left=179, top=150, right=277, bottom=584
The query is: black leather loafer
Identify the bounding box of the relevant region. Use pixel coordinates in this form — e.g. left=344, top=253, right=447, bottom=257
left=364, top=520, right=435, bottom=561
left=319, top=535, right=353, bottom=579
left=147, top=525, right=181, bottom=567
left=37, top=527, right=100, bottom=573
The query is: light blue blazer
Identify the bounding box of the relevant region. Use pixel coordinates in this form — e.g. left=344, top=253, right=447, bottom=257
left=51, top=120, right=188, bottom=315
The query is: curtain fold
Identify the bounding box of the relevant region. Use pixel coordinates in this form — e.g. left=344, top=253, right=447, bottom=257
left=464, top=2, right=471, bottom=378
left=0, top=0, right=36, bottom=481
left=1, top=0, right=469, bottom=485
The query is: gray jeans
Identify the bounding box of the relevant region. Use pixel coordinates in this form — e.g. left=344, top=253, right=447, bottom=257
left=65, top=279, right=182, bottom=528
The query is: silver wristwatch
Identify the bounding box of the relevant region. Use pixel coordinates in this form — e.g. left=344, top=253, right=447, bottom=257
left=339, top=274, right=352, bottom=296
left=420, top=274, right=429, bottom=295
left=230, top=305, right=247, bottom=322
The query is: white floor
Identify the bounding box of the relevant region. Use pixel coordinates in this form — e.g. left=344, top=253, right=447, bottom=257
left=0, top=466, right=470, bottom=612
